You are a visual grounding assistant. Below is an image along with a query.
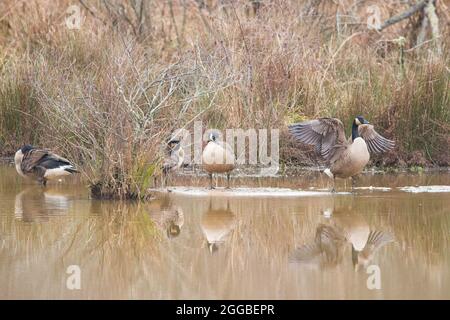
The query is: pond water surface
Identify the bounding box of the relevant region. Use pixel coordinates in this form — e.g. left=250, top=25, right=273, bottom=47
left=0, top=164, right=449, bottom=299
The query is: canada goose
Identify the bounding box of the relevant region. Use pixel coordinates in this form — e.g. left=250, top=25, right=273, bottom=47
left=162, top=137, right=185, bottom=187
left=288, top=116, right=395, bottom=191
left=202, top=131, right=235, bottom=189
left=331, top=208, right=394, bottom=271
left=14, top=186, right=70, bottom=222
left=289, top=224, right=346, bottom=268
left=14, top=145, right=79, bottom=186
left=351, top=230, right=394, bottom=271
left=200, top=201, right=236, bottom=253
left=291, top=205, right=395, bottom=270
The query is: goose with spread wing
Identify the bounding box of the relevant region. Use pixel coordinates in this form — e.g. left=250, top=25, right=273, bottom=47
left=14, top=145, right=79, bottom=186
left=288, top=116, right=394, bottom=191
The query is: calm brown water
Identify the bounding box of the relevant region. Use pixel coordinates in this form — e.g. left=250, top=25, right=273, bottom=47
left=0, top=164, right=449, bottom=299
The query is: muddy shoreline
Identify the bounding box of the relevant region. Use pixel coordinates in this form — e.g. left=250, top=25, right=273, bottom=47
left=2, top=156, right=449, bottom=172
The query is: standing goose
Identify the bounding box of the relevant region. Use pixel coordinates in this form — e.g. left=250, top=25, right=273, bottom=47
left=288, top=116, right=395, bottom=191
left=200, top=200, right=236, bottom=253
left=14, top=145, right=79, bottom=186
left=202, top=131, right=235, bottom=189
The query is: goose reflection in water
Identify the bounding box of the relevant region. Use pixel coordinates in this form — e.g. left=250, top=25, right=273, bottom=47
left=14, top=187, right=70, bottom=222
left=290, top=206, right=394, bottom=270
left=200, top=200, right=236, bottom=253
left=147, top=197, right=184, bottom=239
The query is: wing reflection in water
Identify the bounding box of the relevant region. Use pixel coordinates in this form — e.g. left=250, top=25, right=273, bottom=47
left=200, top=200, right=236, bottom=254
left=290, top=206, right=395, bottom=271
left=147, top=196, right=184, bottom=239
left=14, top=187, right=70, bottom=222
left=289, top=224, right=346, bottom=268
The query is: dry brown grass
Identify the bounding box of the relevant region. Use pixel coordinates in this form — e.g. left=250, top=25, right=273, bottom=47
left=0, top=0, right=449, bottom=198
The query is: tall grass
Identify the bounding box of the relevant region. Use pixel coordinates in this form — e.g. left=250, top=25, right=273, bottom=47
left=0, top=0, right=449, bottom=198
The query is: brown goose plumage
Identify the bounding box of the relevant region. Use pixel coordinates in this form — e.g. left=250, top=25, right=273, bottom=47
left=14, top=145, right=78, bottom=186
left=289, top=116, right=394, bottom=190
left=289, top=224, right=347, bottom=267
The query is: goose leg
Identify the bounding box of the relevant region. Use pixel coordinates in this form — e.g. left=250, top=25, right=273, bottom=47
left=331, top=178, right=336, bottom=193
left=166, top=174, right=172, bottom=191
left=351, top=176, right=357, bottom=193
left=42, top=179, right=47, bottom=187
left=161, top=174, right=166, bottom=189
left=226, top=173, right=231, bottom=189
left=209, top=173, right=215, bottom=190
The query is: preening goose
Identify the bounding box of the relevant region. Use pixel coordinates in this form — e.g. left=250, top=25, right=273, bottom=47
left=14, top=186, right=70, bottom=222
left=288, top=116, right=395, bottom=191
left=14, top=145, right=79, bottom=186
left=147, top=197, right=184, bottom=239
left=202, top=131, right=235, bottom=189
left=162, top=137, right=185, bottom=187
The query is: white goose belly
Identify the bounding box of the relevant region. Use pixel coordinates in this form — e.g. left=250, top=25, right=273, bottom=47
left=333, top=138, right=370, bottom=178
left=202, top=142, right=235, bottom=173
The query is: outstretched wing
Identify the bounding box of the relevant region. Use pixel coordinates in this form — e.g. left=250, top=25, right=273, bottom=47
left=288, top=118, right=347, bottom=162
left=361, top=230, right=394, bottom=257
left=358, top=124, right=395, bottom=154
left=289, top=242, right=322, bottom=264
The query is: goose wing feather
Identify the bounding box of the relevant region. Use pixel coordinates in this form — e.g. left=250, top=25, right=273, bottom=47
left=163, top=152, right=179, bottom=173
left=288, top=118, right=347, bottom=162
left=289, top=242, right=322, bottom=263
left=358, top=124, right=395, bottom=154
left=21, top=149, right=72, bottom=173
left=361, top=230, right=394, bottom=257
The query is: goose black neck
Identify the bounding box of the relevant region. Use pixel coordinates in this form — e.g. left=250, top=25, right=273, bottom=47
left=352, top=122, right=359, bottom=141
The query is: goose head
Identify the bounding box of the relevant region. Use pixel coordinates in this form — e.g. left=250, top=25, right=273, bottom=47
left=352, top=116, right=370, bottom=141
left=353, top=116, right=370, bottom=126
left=15, top=145, right=35, bottom=176
left=22, top=144, right=35, bottom=152
left=207, top=130, right=220, bottom=143
left=15, top=144, right=34, bottom=159
left=167, top=137, right=181, bottom=148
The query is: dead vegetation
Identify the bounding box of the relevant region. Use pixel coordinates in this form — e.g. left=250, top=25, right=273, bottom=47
left=0, top=0, right=449, bottom=198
